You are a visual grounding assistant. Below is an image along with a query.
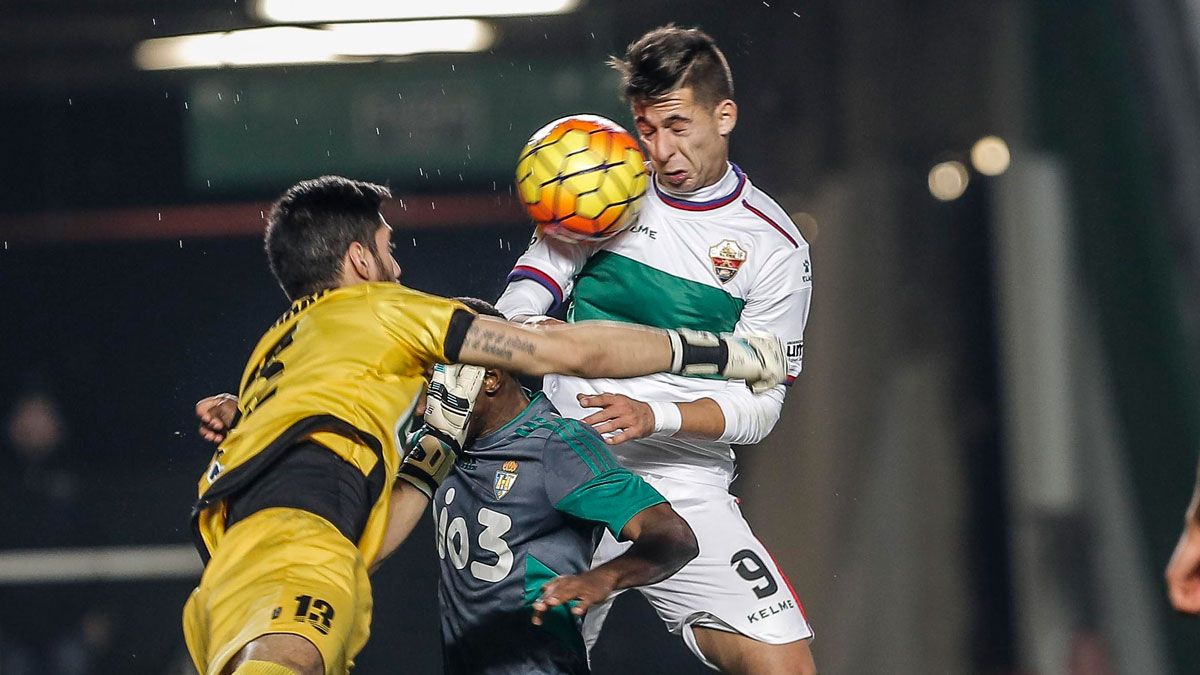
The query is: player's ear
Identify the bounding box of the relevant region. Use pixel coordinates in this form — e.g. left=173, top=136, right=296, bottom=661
left=345, top=241, right=372, bottom=280
left=715, top=99, right=737, bottom=136
left=483, top=369, right=503, bottom=395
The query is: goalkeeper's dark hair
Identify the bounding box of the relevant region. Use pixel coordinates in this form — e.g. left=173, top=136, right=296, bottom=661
left=265, top=175, right=391, bottom=300
left=609, top=25, right=734, bottom=107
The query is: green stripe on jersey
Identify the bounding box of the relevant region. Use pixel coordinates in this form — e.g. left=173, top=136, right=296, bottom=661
left=515, top=417, right=615, bottom=476
left=568, top=251, right=745, bottom=333
left=554, top=469, right=667, bottom=538
left=523, top=554, right=586, bottom=655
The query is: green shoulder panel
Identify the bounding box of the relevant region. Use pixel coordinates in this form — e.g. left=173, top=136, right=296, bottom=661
left=554, top=469, right=667, bottom=538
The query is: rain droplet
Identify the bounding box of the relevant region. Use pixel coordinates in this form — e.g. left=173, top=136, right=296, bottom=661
left=492, top=181, right=497, bottom=191
left=451, top=64, right=456, bottom=72
left=762, top=1, right=770, bottom=5
left=3, top=242, right=7, bottom=250
left=217, top=92, right=223, bottom=101
left=458, top=174, right=463, bottom=181
left=507, top=241, right=511, bottom=251
left=179, top=239, right=183, bottom=248
left=294, top=118, right=299, bottom=125
left=206, top=179, right=211, bottom=187
left=499, top=238, right=503, bottom=249
left=792, top=11, right=801, bottom=17
left=375, top=127, right=380, bottom=135
left=412, top=237, right=417, bottom=246
left=184, top=101, right=189, bottom=109
left=157, top=212, right=162, bottom=221
left=431, top=201, right=437, bottom=210
left=235, top=93, right=241, bottom=102
left=590, top=32, right=595, bottom=39
left=152, top=17, right=157, bottom=26
left=68, top=98, right=73, bottom=105
left=164, top=91, right=170, bottom=99
left=260, top=210, right=265, bottom=219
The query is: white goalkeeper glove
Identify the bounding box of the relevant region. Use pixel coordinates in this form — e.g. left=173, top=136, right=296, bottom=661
left=398, top=363, right=486, bottom=498
left=666, top=329, right=787, bottom=394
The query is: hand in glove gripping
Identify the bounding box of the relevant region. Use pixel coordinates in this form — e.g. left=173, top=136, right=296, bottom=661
left=720, top=332, right=788, bottom=394
left=398, top=363, right=486, bottom=498
left=668, top=329, right=788, bottom=394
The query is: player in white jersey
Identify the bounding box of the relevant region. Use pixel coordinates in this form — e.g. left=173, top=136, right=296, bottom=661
left=496, top=26, right=816, bottom=675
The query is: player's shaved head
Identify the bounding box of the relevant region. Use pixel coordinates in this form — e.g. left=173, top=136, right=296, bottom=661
left=265, top=175, right=391, bottom=300
left=609, top=25, right=734, bottom=107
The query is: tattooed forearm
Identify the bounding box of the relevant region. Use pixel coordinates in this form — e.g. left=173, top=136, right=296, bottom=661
left=463, top=325, right=537, bottom=365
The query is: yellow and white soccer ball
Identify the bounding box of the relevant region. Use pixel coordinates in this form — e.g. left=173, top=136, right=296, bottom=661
left=515, top=114, right=649, bottom=243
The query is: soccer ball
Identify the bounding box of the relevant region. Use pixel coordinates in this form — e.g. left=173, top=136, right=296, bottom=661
left=515, top=114, right=649, bottom=243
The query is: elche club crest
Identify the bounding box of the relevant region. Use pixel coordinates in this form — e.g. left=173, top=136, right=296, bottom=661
left=494, top=460, right=519, bottom=499
left=709, top=240, right=748, bottom=283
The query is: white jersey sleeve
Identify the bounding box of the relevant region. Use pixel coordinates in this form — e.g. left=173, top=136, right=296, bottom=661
left=707, top=212, right=813, bottom=444
left=494, top=230, right=597, bottom=318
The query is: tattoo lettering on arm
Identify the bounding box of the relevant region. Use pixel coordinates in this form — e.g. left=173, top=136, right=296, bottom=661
left=462, top=324, right=538, bottom=365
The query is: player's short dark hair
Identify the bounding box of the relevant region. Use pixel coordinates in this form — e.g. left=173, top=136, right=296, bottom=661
left=264, top=175, right=391, bottom=300
left=452, top=297, right=529, bottom=384
left=453, top=297, right=506, bottom=320
left=609, top=25, right=734, bottom=107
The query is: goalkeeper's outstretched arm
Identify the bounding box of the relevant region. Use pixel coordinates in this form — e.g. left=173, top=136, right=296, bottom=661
left=447, top=314, right=786, bottom=392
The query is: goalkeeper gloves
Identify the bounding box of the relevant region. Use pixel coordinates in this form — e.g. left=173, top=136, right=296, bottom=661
left=666, top=329, right=787, bottom=394
left=397, top=363, right=486, bottom=498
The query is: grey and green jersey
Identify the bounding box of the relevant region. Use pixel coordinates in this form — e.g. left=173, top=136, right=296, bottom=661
left=434, top=393, right=666, bottom=675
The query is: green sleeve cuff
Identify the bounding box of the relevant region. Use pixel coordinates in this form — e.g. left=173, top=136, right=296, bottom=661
left=554, top=469, right=667, bottom=539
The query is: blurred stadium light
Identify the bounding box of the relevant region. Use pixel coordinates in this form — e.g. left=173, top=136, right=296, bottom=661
left=928, top=160, right=970, bottom=201
left=255, top=0, right=582, bottom=23
left=970, top=136, right=1011, bottom=176
left=134, top=20, right=495, bottom=70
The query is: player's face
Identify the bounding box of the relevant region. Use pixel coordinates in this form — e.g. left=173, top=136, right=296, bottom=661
left=633, top=87, right=735, bottom=193
left=372, top=220, right=402, bottom=283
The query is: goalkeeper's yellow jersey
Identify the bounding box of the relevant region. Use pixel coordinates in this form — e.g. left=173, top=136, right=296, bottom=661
left=192, top=282, right=469, bottom=568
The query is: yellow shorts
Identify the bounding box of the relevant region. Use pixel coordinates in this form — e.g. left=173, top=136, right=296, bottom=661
left=182, top=507, right=372, bottom=675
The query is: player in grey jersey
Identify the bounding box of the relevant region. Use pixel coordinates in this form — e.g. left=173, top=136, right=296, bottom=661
left=412, top=299, right=698, bottom=675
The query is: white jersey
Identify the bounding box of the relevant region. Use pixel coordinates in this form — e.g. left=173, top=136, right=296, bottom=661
left=497, top=163, right=812, bottom=487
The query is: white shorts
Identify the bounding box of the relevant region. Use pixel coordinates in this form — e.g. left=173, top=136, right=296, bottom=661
left=582, top=473, right=813, bottom=669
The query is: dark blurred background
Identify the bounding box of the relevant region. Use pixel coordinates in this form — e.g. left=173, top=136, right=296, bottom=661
left=2, top=0, right=1199, bottom=673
